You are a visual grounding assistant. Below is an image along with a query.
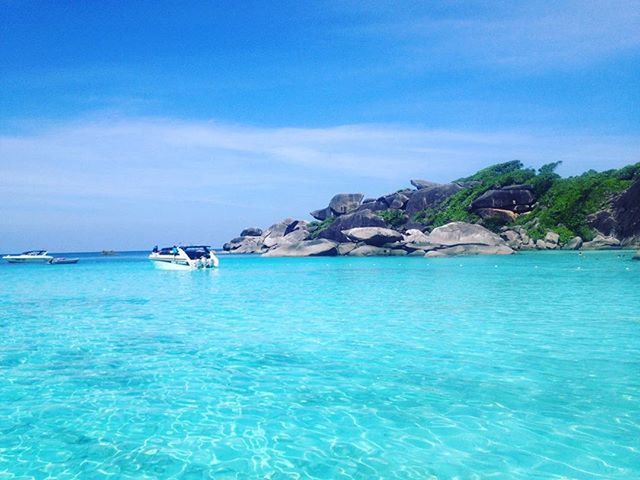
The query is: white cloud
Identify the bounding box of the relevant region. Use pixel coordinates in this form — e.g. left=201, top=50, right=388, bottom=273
left=1, top=116, right=638, bottom=250
left=2, top=116, right=638, bottom=185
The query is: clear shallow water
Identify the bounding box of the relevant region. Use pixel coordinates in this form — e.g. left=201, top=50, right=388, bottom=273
left=1, top=251, right=639, bottom=479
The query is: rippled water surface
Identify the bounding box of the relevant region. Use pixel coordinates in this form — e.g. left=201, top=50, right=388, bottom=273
left=1, top=251, right=639, bottom=479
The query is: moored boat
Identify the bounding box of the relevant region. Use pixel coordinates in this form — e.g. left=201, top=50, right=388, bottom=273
left=49, top=257, right=80, bottom=265
left=3, top=250, right=53, bottom=263
left=149, top=245, right=219, bottom=270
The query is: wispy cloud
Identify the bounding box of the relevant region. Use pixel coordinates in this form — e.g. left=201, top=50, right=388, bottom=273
left=1, top=116, right=638, bottom=250
left=2, top=116, right=638, bottom=184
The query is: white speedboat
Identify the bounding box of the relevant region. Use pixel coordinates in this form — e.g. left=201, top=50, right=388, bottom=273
left=148, top=245, right=219, bottom=270
left=3, top=250, right=54, bottom=264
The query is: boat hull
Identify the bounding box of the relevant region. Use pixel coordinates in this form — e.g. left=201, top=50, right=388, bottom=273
left=150, top=259, right=193, bottom=270
left=49, top=258, right=79, bottom=265
left=3, top=256, right=53, bottom=263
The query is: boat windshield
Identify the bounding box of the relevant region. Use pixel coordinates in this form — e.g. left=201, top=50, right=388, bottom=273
left=23, top=250, right=46, bottom=255
left=183, top=246, right=211, bottom=260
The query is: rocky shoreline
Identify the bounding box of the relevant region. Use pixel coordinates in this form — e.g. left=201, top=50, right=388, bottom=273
left=223, top=162, right=640, bottom=257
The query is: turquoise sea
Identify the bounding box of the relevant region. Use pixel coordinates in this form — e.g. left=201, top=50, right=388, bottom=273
left=1, top=251, right=639, bottom=479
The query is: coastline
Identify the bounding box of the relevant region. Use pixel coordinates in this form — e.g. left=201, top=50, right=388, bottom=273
left=223, top=162, right=640, bottom=258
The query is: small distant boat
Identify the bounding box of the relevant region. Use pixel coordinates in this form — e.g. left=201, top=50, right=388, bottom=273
left=101, top=250, right=117, bottom=256
left=149, top=245, right=219, bottom=270
left=49, top=257, right=79, bottom=265
left=3, top=250, right=53, bottom=263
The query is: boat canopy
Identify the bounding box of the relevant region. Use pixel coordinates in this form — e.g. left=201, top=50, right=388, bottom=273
left=183, top=246, right=212, bottom=260
left=22, top=250, right=47, bottom=255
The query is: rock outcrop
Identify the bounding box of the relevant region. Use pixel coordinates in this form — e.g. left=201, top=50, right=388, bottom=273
left=223, top=236, right=263, bottom=253
left=224, top=219, right=308, bottom=254
left=224, top=164, right=640, bottom=256
left=499, top=226, right=535, bottom=250
left=533, top=234, right=559, bottom=250
left=476, top=208, right=518, bottom=224
left=563, top=236, right=583, bottom=250
left=240, top=227, right=262, bottom=237
left=614, top=179, right=640, bottom=244
left=544, top=232, right=560, bottom=249
left=589, top=179, right=640, bottom=246
left=402, top=229, right=436, bottom=251
left=405, top=183, right=464, bottom=215
left=317, top=210, right=386, bottom=243
left=262, top=219, right=309, bottom=248
left=310, top=207, right=333, bottom=221
left=582, top=234, right=621, bottom=249
left=354, top=190, right=414, bottom=213
left=471, top=186, right=535, bottom=213
left=264, top=218, right=296, bottom=238
left=263, top=239, right=338, bottom=257
left=420, top=222, right=514, bottom=257
left=425, top=222, right=505, bottom=247
left=329, top=193, right=364, bottom=216
left=228, top=219, right=513, bottom=258
left=588, top=211, right=617, bottom=237
left=310, top=193, right=365, bottom=220
left=384, top=192, right=411, bottom=210
left=337, top=243, right=357, bottom=255
left=355, top=199, right=387, bottom=212
left=410, top=179, right=440, bottom=190
left=343, top=227, right=404, bottom=247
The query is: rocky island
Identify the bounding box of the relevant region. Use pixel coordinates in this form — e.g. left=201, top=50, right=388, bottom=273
left=224, top=161, right=640, bottom=257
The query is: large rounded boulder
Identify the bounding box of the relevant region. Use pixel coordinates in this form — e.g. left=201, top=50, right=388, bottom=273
left=405, top=183, right=463, bottom=215
left=329, top=193, right=364, bottom=216
left=263, top=219, right=308, bottom=248
left=471, top=186, right=535, bottom=212
left=426, top=222, right=506, bottom=247
left=223, top=236, right=264, bottom=254
left=582, top=234, right=620, bottom=249
left=262, top=239, right=338, bottom=257
left=317, top=210, right=386, bottom=243
left=424, top=223, right=515, bottom=255
left=310, top=207, right=333, bottom=221
left=240, top=227, right=263, bottom=237
left=343, top=227, right=404, bottom=247
left=264, top=218, right=296, bottom=238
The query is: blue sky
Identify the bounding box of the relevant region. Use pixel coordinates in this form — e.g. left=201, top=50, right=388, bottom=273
left=1, top=1, right=639, bottom=251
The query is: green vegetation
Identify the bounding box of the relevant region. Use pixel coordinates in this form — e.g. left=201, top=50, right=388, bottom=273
left=413, top=191, right=480, bottom=227
left=375, top=209, right=407, bottom=228
left=414, top=160, right=538, bottom=227
left=458, top=160, right=537, bottom=185
left=302, top=161, right=639, bottom=246
left=307, top=217, right=335, bottom=239
left=521, top=165, right=639, bottom=242
left=413, top=160, right=640, bottom=242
